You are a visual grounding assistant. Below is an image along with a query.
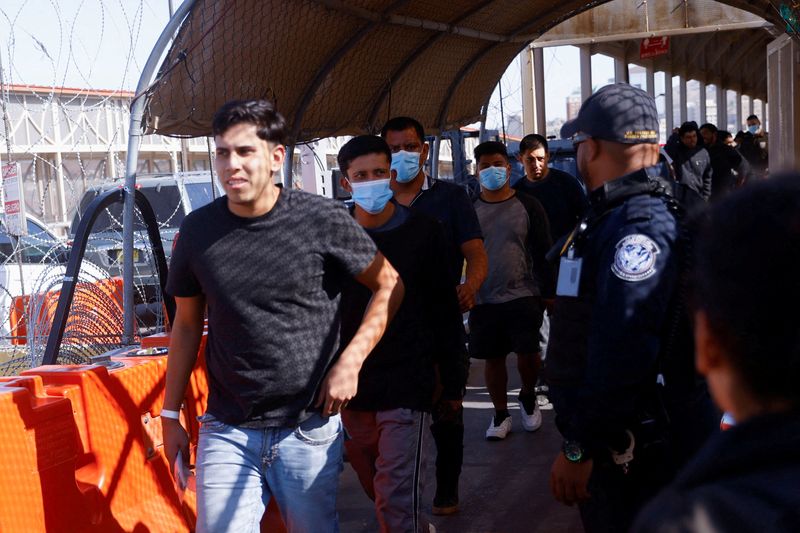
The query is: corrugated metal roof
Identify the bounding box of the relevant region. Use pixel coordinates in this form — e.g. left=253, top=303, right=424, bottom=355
left=142, top=0, right=783, bottom=141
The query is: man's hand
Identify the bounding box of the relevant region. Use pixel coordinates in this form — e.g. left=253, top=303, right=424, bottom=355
left=459, top=239, right=487, bottom=312
left=163, top=417, right=190, bottom=478
left=315, top=357, right=360, bottom=416
left=550, top=452, right=593, bottom=506
left=456, top=283, right=477, bottom=312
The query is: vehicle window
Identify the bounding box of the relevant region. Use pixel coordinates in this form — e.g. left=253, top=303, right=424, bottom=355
left=185, top=182, right=216, bottom=211
left=0, top=222, right=14, bottom=261
left=20, top=219, right=64, bottom=263
left=139, top=185, right=185, bottom=229
left=0, top=219, right=65, bottom=264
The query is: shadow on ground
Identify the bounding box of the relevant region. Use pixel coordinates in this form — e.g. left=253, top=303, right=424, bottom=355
left=337, top=358, right=584, bottom=533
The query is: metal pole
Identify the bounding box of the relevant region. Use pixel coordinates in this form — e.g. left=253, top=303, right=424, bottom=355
left=498, top=81, right=507, bottom=146
left=283, top=145, right=294, bottom=189
left=580, top=45, right=592, bottom=101
left=699, top=81, right=707, bottom=124
left=521, top=47, right=534, bottom=135
left=533, top=47, right=546, bottom=134
left=431, top=136, right=440, bottom=181
left=122, top=0, right=197, bottom=344
left=679, top=77, right=688, bottom=125
left=207, top=137, right=216, bottom=199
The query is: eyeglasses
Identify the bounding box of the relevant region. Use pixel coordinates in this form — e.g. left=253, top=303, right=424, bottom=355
left=572, top=133, right=591, bottom=148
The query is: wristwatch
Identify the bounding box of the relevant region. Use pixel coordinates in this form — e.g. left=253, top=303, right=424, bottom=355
left=563, top=440, right=588, bottom=463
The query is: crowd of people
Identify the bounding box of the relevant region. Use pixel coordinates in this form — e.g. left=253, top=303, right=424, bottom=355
left=160, top=84, right=799, bottom=533
left=664, top=114, right=768, bottom=202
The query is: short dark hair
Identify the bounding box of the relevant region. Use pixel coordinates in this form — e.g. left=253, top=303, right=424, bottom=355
left=679, top=121, right=699, bottom=137
left=212, top=100, right=287, bottom=145
left=717, top=130, right=732, bottom=141
left=474, top=141, right=509, bottom=163
left=692, top=175, right=800, bottom=405
left=699, top=123, right=717, bottom=134
left=519, top=134, right=548, bottom=155
left=337, top=135, right=392, bottom=177
left=380, top=116, right=425, bottom=144
left=746, top=114, right=760, bottom=122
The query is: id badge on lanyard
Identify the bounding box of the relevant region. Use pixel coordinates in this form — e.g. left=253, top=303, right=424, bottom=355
left=556, top=248, right=582, bottom=297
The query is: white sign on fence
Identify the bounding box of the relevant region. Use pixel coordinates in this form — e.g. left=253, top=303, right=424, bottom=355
left=2, top=163, right=28, bottom=236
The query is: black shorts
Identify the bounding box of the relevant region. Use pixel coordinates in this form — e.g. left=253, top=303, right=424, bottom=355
left=468, top=296, right=544, bottom=359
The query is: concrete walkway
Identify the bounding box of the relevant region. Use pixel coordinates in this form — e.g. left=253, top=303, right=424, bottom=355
left=338, top=358, right=584, bottom=533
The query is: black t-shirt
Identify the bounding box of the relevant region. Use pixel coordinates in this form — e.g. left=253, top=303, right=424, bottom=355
left=340, top=205, right=466, bottom=411
left=166, top=189, right=377, bottom=428
left=411, top=179, right=483, bottom=285
left=512, top=168, right=588, bottom=244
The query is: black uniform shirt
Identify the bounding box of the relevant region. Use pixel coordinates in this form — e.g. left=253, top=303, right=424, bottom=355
left=547, top=165, right=682, bottom=452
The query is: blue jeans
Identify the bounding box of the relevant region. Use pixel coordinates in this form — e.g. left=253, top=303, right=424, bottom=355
left=195, top=412, right=343, bottom=533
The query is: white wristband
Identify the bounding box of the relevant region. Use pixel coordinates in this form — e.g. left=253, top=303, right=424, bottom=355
left=161, top=409, right=181, bottom=420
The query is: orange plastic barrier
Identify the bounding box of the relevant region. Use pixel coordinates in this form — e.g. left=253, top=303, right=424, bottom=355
left=0, top=330, right=286, bottom=532
left=9, top=276, right=126, bottom=346
left=140, top=330, right=285, bottom=532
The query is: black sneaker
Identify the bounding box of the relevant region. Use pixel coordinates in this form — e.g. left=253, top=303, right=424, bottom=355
left=432, top=494, right=459, bottom=515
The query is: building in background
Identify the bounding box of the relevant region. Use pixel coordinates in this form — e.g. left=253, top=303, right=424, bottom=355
left=0, top=85, right=212, bottom=236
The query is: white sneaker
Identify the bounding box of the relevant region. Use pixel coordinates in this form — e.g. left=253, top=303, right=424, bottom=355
left=486, top=415, right=512, bottom=440
left=519, top=401, right=542, bottom=432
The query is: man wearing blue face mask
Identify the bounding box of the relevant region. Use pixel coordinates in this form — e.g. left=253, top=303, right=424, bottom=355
left=381, top=116, right=486, bottom=515
left=742, top=114, right=768, bottom=179
left=337, top=135, right=466, bottom=532
left=471, top=141, right=555, bottom=441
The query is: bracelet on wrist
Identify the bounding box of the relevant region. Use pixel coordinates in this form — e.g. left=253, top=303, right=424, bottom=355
left=161, top=408, right=181, bottom=420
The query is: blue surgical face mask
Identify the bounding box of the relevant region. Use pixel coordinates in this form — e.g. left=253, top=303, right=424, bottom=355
left=349, top=178, right=393, bottom=214
left=747, top=124, right=759, bottom=135
left=391, top=150, right=421, bottom=183
left=479, top=166, right=508, bottom=191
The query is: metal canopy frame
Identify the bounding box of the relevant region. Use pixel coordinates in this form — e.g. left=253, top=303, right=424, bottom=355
left=121, top=0, right=198, bottom=343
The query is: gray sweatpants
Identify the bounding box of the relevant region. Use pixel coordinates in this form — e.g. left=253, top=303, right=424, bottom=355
left=342, top=408, right=428, bottom=533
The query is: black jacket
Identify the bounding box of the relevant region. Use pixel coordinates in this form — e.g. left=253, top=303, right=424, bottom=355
left=666, top=144, right=713, bottom=201
left=633, top=410, right=800, bottom=532
left=707, top=143, right=745, bottom=202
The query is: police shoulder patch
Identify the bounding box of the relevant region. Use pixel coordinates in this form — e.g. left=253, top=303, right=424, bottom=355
left=611, top=234, right=660, bottom=282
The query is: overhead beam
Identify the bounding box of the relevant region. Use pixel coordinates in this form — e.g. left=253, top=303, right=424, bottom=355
left=317, top=0, right=544, bottom=43
left=531, top=20, right=772, bottom=48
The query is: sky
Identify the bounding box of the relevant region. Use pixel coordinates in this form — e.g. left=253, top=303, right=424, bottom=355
left=0, top=0, right=598, bottom=129
left=0, top=0, right=182, bottom=92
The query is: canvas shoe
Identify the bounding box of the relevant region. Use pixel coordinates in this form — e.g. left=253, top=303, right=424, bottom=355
left=519, top=401, right=542, bottom=432
left=486, top=415, right=512, bottom=440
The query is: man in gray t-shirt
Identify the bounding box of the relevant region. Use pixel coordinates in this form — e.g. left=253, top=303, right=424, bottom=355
left=469, top=141, right=554, bottom=442
left=161, top=100, right=403, bottom=533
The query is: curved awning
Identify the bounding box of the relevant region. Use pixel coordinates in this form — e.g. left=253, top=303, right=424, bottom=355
left=143, top=0, right=785, bottom=141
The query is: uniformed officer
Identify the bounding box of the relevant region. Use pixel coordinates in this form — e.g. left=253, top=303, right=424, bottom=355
left=546, top=83, right=716, bottom=533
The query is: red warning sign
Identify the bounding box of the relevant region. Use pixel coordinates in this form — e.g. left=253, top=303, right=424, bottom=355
left=640, top=36, right=669, bottom=60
